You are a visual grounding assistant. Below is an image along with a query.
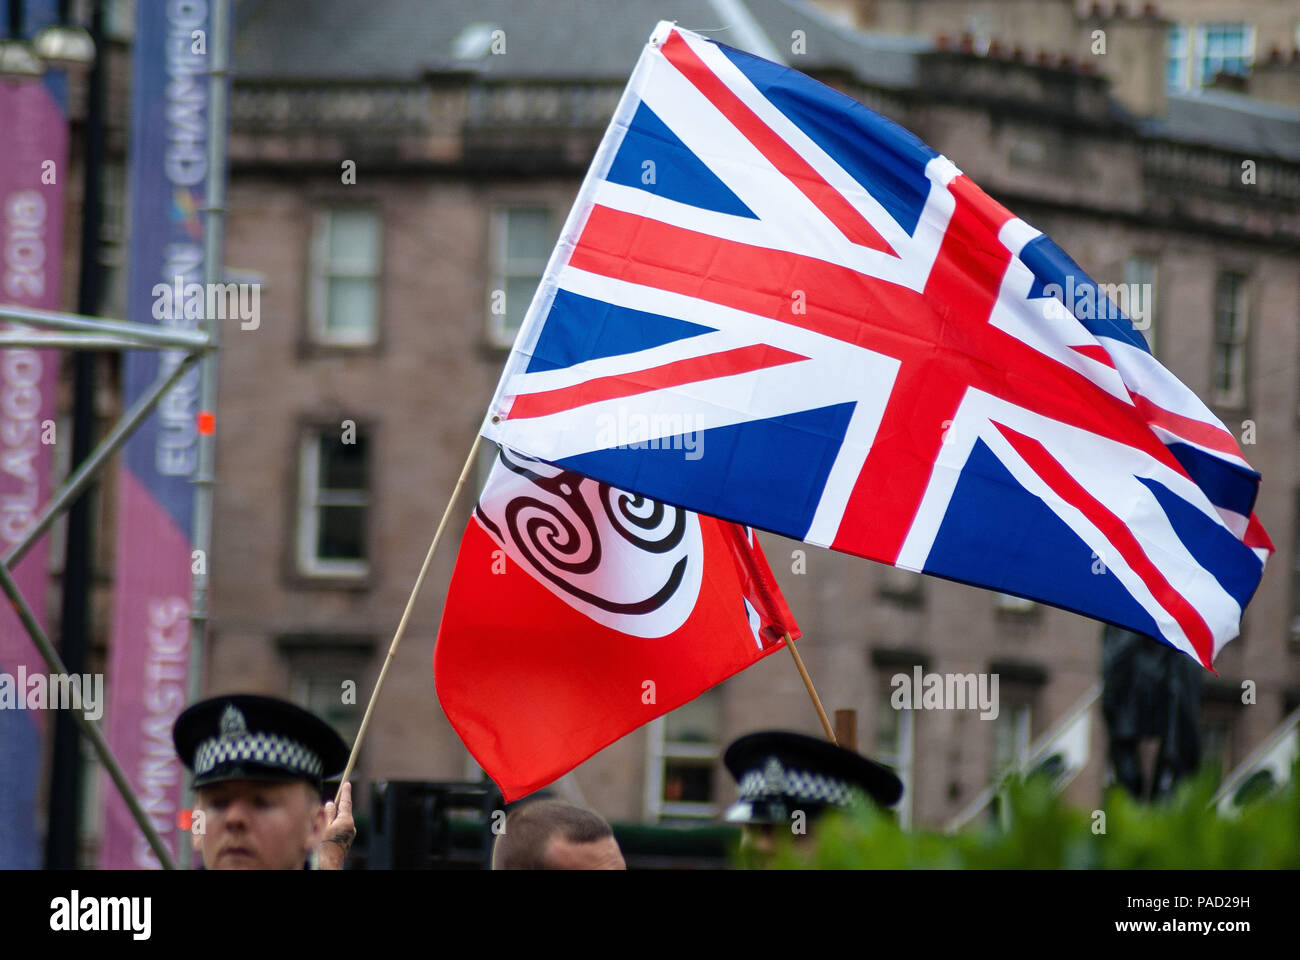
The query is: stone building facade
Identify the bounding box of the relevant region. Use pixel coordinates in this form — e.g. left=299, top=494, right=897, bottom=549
left=44, top=0, right=1300, bottom=852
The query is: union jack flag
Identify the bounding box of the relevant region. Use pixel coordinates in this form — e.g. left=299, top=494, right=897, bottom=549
left=482, top=22, right=1272, bottom=669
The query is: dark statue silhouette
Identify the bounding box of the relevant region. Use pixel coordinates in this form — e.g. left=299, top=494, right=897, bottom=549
left=1101, top=624, right=1203, bottom=801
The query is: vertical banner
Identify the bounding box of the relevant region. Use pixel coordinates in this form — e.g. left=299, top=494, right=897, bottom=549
left=100, top=0, right=216, bottom=869
left=0, top=0, right=69, bottom=869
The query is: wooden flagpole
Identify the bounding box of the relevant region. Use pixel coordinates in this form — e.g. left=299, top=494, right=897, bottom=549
left=336, top=434, right=484, bottom=793
left=783, top=631, right=837, bottom=744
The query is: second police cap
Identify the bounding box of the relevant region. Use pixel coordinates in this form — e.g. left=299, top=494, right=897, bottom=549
left=723, top=730, right=903, bottom=825
left=173, top=694, right=350, bottom=794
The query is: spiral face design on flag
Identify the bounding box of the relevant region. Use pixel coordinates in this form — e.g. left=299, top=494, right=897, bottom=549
left=475, top=447, right=704, bottom=638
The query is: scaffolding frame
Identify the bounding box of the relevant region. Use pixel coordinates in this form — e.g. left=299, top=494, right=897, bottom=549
left=0, top=0, right=230, bottom=871
left=0, top=305, right=212, bottom=870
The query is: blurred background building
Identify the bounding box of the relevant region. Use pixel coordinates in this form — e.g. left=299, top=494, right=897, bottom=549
left=29, top=0, right=1300, bottom=861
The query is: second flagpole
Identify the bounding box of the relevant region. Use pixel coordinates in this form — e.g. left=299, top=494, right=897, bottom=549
left=783, top=632, right=837, bottom=744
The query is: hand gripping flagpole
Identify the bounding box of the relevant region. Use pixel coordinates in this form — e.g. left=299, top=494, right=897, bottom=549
left=336, top=434, right=484, bottom=792
left=783, top=632, right=836, bottom=744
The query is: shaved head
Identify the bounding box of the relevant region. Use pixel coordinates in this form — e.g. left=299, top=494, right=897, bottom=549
left=491, top=799, right=626, bottom=870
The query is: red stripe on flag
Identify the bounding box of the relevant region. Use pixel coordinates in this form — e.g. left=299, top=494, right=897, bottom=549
left=993, top=420, right=1215, bottom=669
left=507, top=343, right=808, bottom=420
left=832, top=175, right=1015, bottom=560
left=659, top=30, right=896, bottom=256
left=1070, top=343, right=1115, bottom=367
left=1244, top=511, right=1274, bottom=553
left=1130, top=393, right=1243, bottom=459
left=946, top=174, right=1017, bottom=234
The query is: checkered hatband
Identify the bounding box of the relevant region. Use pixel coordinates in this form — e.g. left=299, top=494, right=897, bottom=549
left=736, top=762, right=861, bottom=808
left=194, top=730, right=324, bottom=780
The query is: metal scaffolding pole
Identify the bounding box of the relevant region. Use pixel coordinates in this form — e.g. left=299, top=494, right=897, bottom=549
left=0, top=2, right=230, bottom=870
left=0, top=345, right=204, bottom=869
left=0, top=333, right=190, bottom=349
left=0, top=303, right=211, bottom=350
left=179, top=0, right=231, bottom=868
left=3, top=353, right=204, bottom=569
left=0, top=559, right=176, bottom=870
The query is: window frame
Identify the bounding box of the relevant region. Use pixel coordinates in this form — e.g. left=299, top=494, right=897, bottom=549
left=991, top=698, right=1034, bottom=780
left=985, top=664, right=1045, bottom=787
left=643, top=691, right=723, bottom=822
left=306, top=207, right=383, bottom=348
left=1166, top=24, right=1191, bottom=92
left=874, top=682, right=916, bottom=829
left=1166, top=22, right=1255, bottom=92
left=1123, top=254, right=1159, bottom=356
left=486, top=204, right=554, bottom=349
left=1196, top=22, right=1254, bottom=87
left=1210, top=269, right=1250, bottom=410
left=280, top=634, right=377, bottom=778
left=290, top=667, right=367, bottom=750
left=295, top=426, right=371, bottom=580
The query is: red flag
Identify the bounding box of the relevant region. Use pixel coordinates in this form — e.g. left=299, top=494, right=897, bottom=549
left=434, top=446, right=798, bottom=801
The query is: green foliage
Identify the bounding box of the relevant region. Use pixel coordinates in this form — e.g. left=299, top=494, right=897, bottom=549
left=745, top=761, right=1300, bottom=869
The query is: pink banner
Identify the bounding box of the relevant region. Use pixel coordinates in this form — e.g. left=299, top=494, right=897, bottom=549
left=102, top=473, right=193, bottom=868
left=0, top=74, right=68, bottom=868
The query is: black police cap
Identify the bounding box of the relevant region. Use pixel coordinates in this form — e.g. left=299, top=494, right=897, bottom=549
left=173, top=694, right=350, bottom=794
left=723, top=730, right=903, bottom=824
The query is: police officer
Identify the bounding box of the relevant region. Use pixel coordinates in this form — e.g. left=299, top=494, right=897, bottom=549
left=723, top=730, right=903, bottom=863
left=173, top=694, right=356, bottom=870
